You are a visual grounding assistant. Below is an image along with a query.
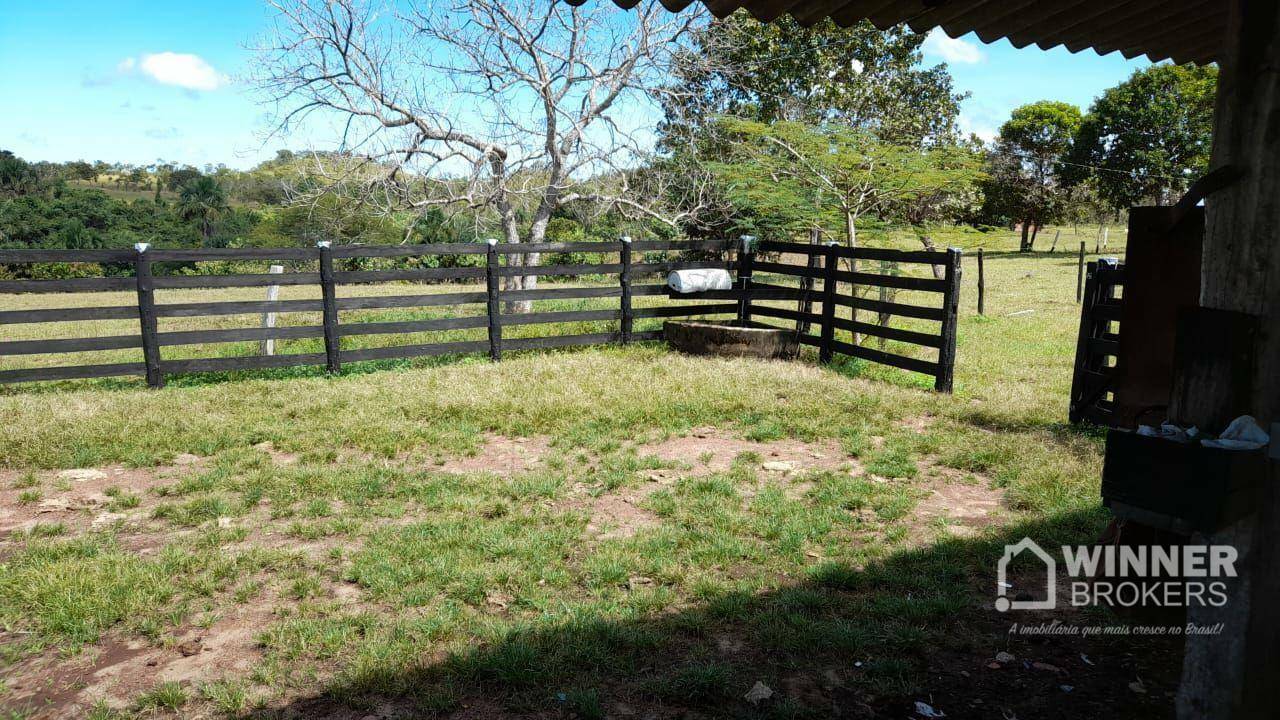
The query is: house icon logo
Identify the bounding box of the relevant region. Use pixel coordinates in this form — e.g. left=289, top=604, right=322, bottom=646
left=995, top=537, right=1056, bottom=612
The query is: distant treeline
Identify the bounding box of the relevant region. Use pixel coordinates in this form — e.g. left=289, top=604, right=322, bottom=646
left=0, top=150, right=666, bottom=280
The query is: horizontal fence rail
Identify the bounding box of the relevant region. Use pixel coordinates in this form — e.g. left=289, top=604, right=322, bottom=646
left=0, top=240, right=737, bottom=386
left=0, top=238, right=961, bottom=390
left=750, top=239, right=961, bottom=392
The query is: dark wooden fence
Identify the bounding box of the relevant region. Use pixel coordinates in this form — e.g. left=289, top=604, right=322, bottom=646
left=0, top=238, right=962, bottom=390
left=0, top=239, right=735, bottom=386
left=1069, top=258, right=1124, bottom=424
left=698, top=239, right=962, bottom=392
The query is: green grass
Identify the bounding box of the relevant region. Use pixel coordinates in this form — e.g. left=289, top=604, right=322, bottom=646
left=0, top=225, right=1140, bottom=717
left=133, top=682, right=189, bottom=712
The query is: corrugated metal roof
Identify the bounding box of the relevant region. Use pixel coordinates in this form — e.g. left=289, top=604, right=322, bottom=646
left=586, top=0, right=1222, bottom=66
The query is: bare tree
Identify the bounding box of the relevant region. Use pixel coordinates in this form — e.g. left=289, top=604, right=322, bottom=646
left=253, top=0, right=709, bottom=310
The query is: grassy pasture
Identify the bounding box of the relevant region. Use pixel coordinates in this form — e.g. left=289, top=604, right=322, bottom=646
left=0, top=225, right=1182, bottom=719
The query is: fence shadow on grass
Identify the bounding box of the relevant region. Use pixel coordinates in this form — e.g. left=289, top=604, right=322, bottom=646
left=263, top=509, right=1182, bottom=720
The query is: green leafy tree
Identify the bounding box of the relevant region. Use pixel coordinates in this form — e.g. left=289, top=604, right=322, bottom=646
left=0, top=151, right=44, bottom=197
left=1066, top=63, right=1217, bottom=208
left=709, top=117, right=980, bottom=345
left=64, top=161, right=96, bottom=181
left=167, top=166, right=203, bottom=192
left=664, top=14, right=965, bottom=146
left=151, top=162, right=174, bottom=204
left=980, top=100, right=1082, bottom=251
left=710, top=118, right=982, bottom=245
left=177, top=176, right=230, bottom=246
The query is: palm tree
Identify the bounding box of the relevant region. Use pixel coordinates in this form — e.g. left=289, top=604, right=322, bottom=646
left=176, top=176, right=229, bottom=245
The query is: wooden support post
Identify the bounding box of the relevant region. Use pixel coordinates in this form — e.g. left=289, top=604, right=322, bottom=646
left=818, top=241, right=838, bottom=364
left=736, top=235, right=755, bottom=327
left=977, top=248, right=986, bottom=315
left=317, top=241, right=340, bottom=374
left=934, top=248, right=962, bottom=393
left=133, top=243, right=163, bottom=388
left=485, top=239, right=502, bottom=361
left=1076, top=242, right=1086, bottom=302
left=797, top=228, right=820, bottom=335
left=1051, top=228, right=1060, bottom=252
left=619, top=236, right=633, bottom=344
left=260, top=264, right=283, bottom=356
left=1177, top=3, right=1280, bottom=715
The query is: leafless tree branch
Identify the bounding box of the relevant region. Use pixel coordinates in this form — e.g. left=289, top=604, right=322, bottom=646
left=252, top=0, right=708, bottom=310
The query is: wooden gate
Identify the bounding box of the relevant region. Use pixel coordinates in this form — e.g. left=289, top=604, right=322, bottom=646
left=1069, top=259, right=1125, bottom=425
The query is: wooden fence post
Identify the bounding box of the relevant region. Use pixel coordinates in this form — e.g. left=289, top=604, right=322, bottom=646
left=818, top=241, right=839, bottom=363
left=797, top=228, right=820, bottom=336
left=485, top=239, right=502, bottom=361
left=317, top=241, right=340, bottom=374
left=619, top=235, right=633, bottom=344
left=977, top=248, right=985, bottom=315
left=1077, top=241, right=1086, bottom=302
left=133, top=243, right=164, bottom=388
left=875, top=259, right=895, bottom=349
left=736, top=234, right=756, bottom=327
left=934, top=247, right=963, bottom=393
left=260, top=264, right=283, bottom=356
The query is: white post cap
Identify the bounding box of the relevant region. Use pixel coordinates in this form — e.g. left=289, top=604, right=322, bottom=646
left=486, top=238, right=499, bottom=246
left=620, top=235, right=632, bottom=243
left=134, top=242, right=151, bottom=252
left=316, top=240, right=331, bottom=248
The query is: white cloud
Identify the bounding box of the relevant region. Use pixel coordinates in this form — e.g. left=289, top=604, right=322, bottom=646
left=119, top=52, right=227, bottom=91
left=144, top=126, right=182, bottom=140
left=959, top=117, right=998, bottom=144
left=923, top=29, right=984, bottom=64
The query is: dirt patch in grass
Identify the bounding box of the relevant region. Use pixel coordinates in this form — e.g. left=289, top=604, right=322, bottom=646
left=560, top=428, right=860, bottom=541
left=582, top=486, right=663, bottom=540
left=896, top=414, right=936, bottom=434
left=432, top=433, right=552, bottom=476
left=3, top=637, right=152, bottom=718
left=253, top=441, right=299, bottom=466
left=636, top=426, right=852, bottom=477
left=910, top=463, right=1007, bottom=538
left=0, top=461, right=202, bottom=539
left=7, top=588, right=281, bottom=717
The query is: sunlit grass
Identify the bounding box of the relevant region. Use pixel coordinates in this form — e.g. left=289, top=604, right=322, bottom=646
left=0, top=225, right=1127, bottom=716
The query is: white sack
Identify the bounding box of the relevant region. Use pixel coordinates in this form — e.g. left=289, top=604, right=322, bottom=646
left=667, top=268, right=733, bottom=293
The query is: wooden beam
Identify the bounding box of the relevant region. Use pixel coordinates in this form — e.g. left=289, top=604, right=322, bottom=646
left=1176, top=1, right=1280, bottom=716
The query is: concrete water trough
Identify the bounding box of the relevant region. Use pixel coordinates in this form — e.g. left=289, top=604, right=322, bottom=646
left=663, top=320, right=799, bottom=360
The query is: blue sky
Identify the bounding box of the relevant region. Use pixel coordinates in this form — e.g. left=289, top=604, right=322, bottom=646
left=0, top=2, right=1151, bottom=170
